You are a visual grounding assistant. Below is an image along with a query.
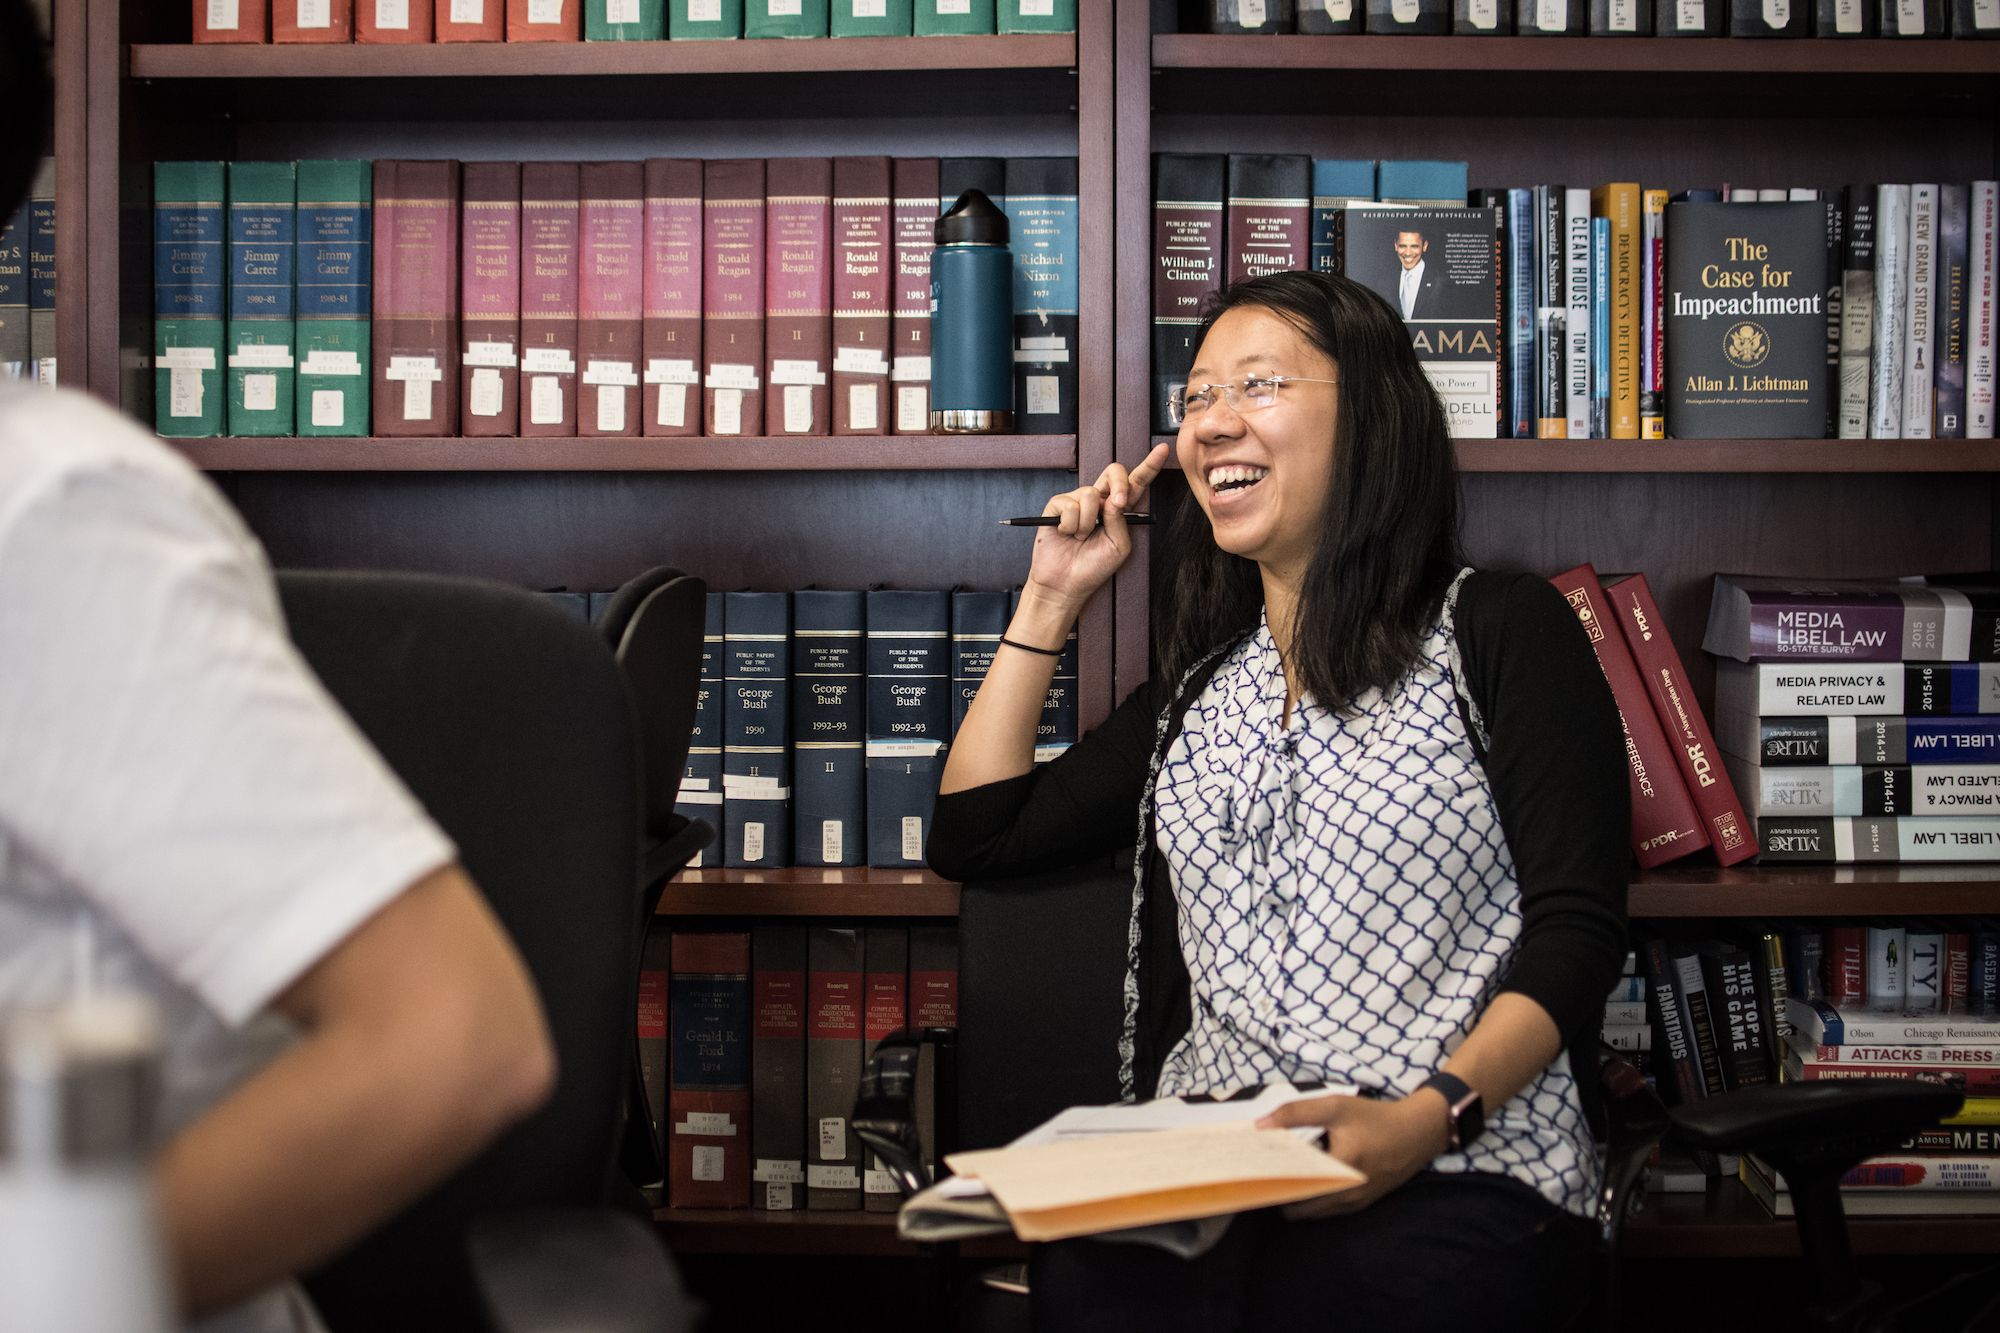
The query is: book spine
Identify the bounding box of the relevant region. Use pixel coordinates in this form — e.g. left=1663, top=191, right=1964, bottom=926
left=1298, top=0, right=1362, bottom=26
left=293, top=161, right=372, bottom=437
left=226, top=161, right=297, bottom=438
left=1871, top=184, right=1910, bottom=438
left=195, top=0, right=271, bottom=39
left=1814, top=0, right=1872, bottom=30
left=764, top=157, right=833, bottom=437
left=1552, top=564, right=1710, bottom=866
left=1714, top=660, right=1907, bottom=717
left=1608, top=573, right=1754, bottom=864
left=1972, top=182, right=1998, bottom=439
left=1882, top=0, right=1944, bottom=33
left=355, top=0, right=433, bottom=39
left=1822, top=193, right=1844, bottom=440
left=637, top=923, right=670, bottom=1175
left=1006, top=157, right=1081, bottom=435
left=0, top=201, right=26, bottom=378
left=1515, top=0, right=1584, bottom=28
left=704, top=159, right=766, bottom=437
left=668, top=930, right=753, bottom=1209
left=1642, top=188, right=1667, bottom=438
left=1707, top=947, right=1771, bottom=1088
left=832, top=156, right=892, bottom=435
left=1800, top=1064, right=2000, bottom=1097
left=674, top=593, right=726, bottom=866
left=520, top=161, right=580, bottom=438
left=866, top=589, right=952, bottom=868
left=951, top=589, right=1009, bottom=735
left=1760, top=816, right=2000, bottom=861
left=890, top=158, right=939, bottom=434
left=1839, top=184, right=1877, bottom=438
left=1828, top=926, right=1866, bottom=1006
left=1755, top=928, right=1792, bottom=1068
left=750, top=0, right=832, bottom=34
left=1977, top=931, right=2000, bottom=1014
left=1904, top=184, right=1939, bottom=439
left=831, top=0, right=913, bottom=30
left=459, top=161, right=521, bottom=437
left=1730, top=0, right=1804, bottom=29
left=1590, top=215, right=1609, bottom=437
left=1953, top=934, right=1975, bottom=1014
left=1591, top=183, right=1641, bottom=438
left=506, top=0, right=580, bottom=37
left=909, top=924, right=957, bottom=1175
left=1939, top=184, right=1970, bottom=439
left=861, top=925, right=908, bottom=1212
left=669, top=0, right=744, bottom=34
left=435, top=0, right=504, bottom=38
left=1364, top=0, right=1450, bottom=30
left=371, top=160, right=460, bottom=437
left=578, top=162, right=645, bottom=438
left=1564, top=187, right=1591, bottom=437
left=586, top=0, right=664, bottom=37
left=1534, top=184, right=1565, bottom=438
left=642, top=159, right=703, bottom=437
left=792, top=590, right=865, bottom=867
left=1672, top=948, right=1729, bottom=1097
left=1908, top=931, right=1945, bottom=1010
left=1153, top=154, right=1226, bottom=433
left=275, top=0, right=354, bottom=39
left=806, top=926, right=864, bottom=1210
left=26, top=161, right=51, bottom=385
left=1224, top=153, right=1311, bottom=283
left=1503, top=188, right=1534, bottom=438
left=724, top=590, right=791, bottom=869
left=751, top=923, right=807, bottom=1210
left=155, top=162, right=228, bottom=438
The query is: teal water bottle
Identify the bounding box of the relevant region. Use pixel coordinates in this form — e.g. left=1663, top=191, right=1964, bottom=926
left=930, top=189, right=1014, bottom=434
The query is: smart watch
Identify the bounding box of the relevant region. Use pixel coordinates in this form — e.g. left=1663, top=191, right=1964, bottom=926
left=1416, top=1072, right=1485, bottom=1151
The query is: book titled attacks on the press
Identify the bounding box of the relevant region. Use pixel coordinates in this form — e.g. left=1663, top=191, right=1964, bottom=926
left=1330, top=207, right=1500, bottom=438
left=1664, top=201, right=1829, bottom=439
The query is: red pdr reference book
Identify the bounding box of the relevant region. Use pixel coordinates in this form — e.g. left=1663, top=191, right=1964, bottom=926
left=702, top=159, right=766, bottom=437
left=642, top=158, right=703, bottom=438
left=1549, top=563, right=1710, bottom=868
left=459, top=161, right=521, bottom=438
left=764, top=157, right=832, bottom=437
left=370, top=160, right=460, bottom=437
left=890, top=157, right=939, bottom=434
left=520, top=161, right=580, bottom=438
left=578, top=161, right=644, bottom=439
left=1605, top=572, right=1756, bottom=866
left=668, top=930, right=752, bottom=1209
left=832, top=156, right=893, bottom=436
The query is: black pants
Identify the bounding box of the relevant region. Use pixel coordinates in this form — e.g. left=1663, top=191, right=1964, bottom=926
left=1029, top=1169, right=1596, bottom=1333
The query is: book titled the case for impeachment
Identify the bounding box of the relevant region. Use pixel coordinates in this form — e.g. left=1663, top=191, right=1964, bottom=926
left=1664, top=201, right=1829, bottom=439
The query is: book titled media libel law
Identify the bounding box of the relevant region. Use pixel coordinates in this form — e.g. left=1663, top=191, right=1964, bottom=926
left=668, top=931, right=751, bottom=1209
left=792, top=590, right=865, bottom=867
left=752, top=924, right=808, bottom=1210
left=294, top=159, right=371, bottom=437
left=806, top=926, right=864, bottom=1211
left=642, top=158, right=703, bottom=437
left=578, top=162, right=645, bottom=438
left=891, top=158, right=939, bottom=433
left=1664, top=201, right=1828, bottom=439
left=1732, top=715, right=2000, bottom=767
left=520, top=162, right=581, bottom=438
left=704, top=159, right=766, bottom=436
left=1152, top=153, right=1226, bottom=434
left=833, top=156, right=893, bottom=436
left=1705, top=575, right=2000, bottom=664
left=724, top=591, right=791, bottom=869
left=460, top=162, right=522, bottom=437
left=765, top=158, right=832, bottom=437
left=371, top=160, right=460, bottom=437
left=867, top=590, right=951, bottom=868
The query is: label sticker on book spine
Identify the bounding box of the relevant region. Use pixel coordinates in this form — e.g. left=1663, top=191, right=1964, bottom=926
left=311, top=390, right=344, bottom=427
left=1536, top=0, right=1565, bottom=27
left=902, top=815, right=924, bottom=861
left=527, top=0, right=562, bottom=19
left=1324, top=0, right=1351, bottom=16
left=691, top=1146, right=725, bottom=1182
left=1675, top=0, right=1700, bottom=24
left=677, top=1111, right=737, bottom=1136
left=754, top=1159, right=805, bottom=1183
left=606, top=0, right=639, bottom=19
left=1391, top=0, right=1419, bottom=18
left=807, top=1165, right=858, bottom=1190
left=206, top=0, right=238, bottom=28
left=450, top=0, right=482, bottom=21
left=302, top=349, right=361, bottom=375
left=763, top=1183, right=794, bottom=1209
left=743, top=821, right=765, bottom=862
left=1468, top=0, right=1496, bottom=27
left=848, top=383, right=878, bottom=431
left=402, top=378, right=431, bottom=421
left=706, top=362, right=760, bottom=390
left=297, top=0, right=330, bottom=27
left=230, top=344, right=295, bottom=368
left=1024, top=375, right=1061, bottom=416
left=596, top=384, right=626, bottom=432
left=1896, top=0, right=1921, bottom=29
left=864, top=1169, right=898, bottom=1194
left=657, top=382, right=687, bottom=427
left=169, top=368, right=205, bottom=418
left=469, top=368, right=503, bottom=417
left=768, top=0, right=802, bottom=12
left=712, top=386, right=743, bottom=434
left=463, top=341, right=518, bottom=368
left=375, top=0, right=408, bottom=26
left=1977, top=0, right=1999, bottom=24
left=1020, top=0, right=1054, bottom=10
left=834, top=346, right=890, bottom=375
left=158, top=346, right=218, bottom=370
left=529, top=375, right=563, bottom=424
left=891, top=355, right=931, bottom=382
left=243, top=373, right=277, bottom=412
left=1608, top=0, right=1634, bottom=28
left=822, top=820, right=843, bottom=864
left=783, top=384, right=813, bottom=432
left=689, top=0, right=720, bottom=18
left=818, top=1117, right=846, bottom=1159
left=583, top=359, right=639, bottom=386
left=521, top=346, right=576, bottom=374
left=938, top=0, right=970, bottom=10
left=769, top=358, right=827, bottom=386
left=897, top=386, right=927, bottom=431
left=646, top=358, right=700, bottom=385
left=853, top=0, right=885, bottom=14
left=1762, top=0, right=1787, bottom=25
left=1237, top=0, right=1266, bottom=23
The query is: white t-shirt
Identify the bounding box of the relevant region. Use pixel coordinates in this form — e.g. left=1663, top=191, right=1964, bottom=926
left=0, top=384, right=456, bottom=1329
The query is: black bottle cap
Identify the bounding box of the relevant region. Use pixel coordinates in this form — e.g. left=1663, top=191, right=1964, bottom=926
left=936, top=189, right=1009, bottom=246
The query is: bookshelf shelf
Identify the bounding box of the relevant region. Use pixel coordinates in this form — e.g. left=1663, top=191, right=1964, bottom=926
left=1623, top=1178, right=2000, bottom=1256
left=160, top=435, right=1079, bottom=472
left=1151, top=33, right=2000, bottom=75
left=654, top=1207, right=1027, bottom=1257
left=1151, top=437, right=2000, bottom=474
left=1629, top=863, right=2000, bottom=916
left=659, top=868, right=961, bottom=916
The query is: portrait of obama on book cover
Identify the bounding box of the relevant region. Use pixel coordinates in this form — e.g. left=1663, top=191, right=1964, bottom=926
left=1341, top=210, right=1502, bottom=325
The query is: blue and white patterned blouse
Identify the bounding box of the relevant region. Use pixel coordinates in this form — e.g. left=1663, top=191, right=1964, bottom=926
left=1146, top=573, right=1598, bottom=1217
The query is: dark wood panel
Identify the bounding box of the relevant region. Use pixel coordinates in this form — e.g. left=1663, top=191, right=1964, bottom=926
left=1077, top=0, right=1118, bottom=732
left=167, top=435, right=1076, bottom=472
left=1632, top=864, right=2000, bottom=916
left=661, top=869, right=960, bottom=916
left=1623, top=1178, right=2000, bottom=1257
left=1156, top=32, right=2000, bottom=72
left=1113, top=0, right=1155, bottom=708
left=53, top=0, right=88, bottom=398
left=1156, top=438, right=2000, bottom=473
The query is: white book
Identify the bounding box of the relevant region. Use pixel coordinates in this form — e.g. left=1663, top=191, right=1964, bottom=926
left=1564, top=187, right=1591, bottom=438
left=1722, top=753, right=2000, bottom=818
left=1871, top=185, right=1910, bottom=439
left=1903, top=184, right=1939, bottom=439
left=1971, top=182, right=1998, bottom=439
left=1789, top=188, right=1820, bottom=201
left=1758, top=188, right=1788, bottom=202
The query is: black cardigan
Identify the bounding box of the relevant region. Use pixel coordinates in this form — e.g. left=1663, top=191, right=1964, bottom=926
left=927, top=570, right=1631, bottom=1131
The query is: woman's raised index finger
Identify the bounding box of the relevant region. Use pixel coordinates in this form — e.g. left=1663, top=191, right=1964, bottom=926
left=1127, top=442, right=1172, bottom=491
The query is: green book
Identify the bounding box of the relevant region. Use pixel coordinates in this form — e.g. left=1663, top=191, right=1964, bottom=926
left=668, top=0, right=742, bottom=36
left=226, top=161, right=297, bottom=438
left=586, top=0, right=665, bottom=39
left=295, top=160, right=372, bottom=438
left=996, top=0, right=1069, bottom=28
left=745, top=0, right=826, bottom=33
left=829, top=0, right=911, bottom=33
left=913, top=0, right=991, bottom=30
left=154, top=161, right=226, bottom=439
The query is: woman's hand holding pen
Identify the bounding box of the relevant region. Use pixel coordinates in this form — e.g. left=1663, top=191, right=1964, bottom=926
left=1017, top=443, right=1171, bottom=630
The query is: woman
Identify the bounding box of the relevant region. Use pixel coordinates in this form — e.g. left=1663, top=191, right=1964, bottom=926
left=928, top=271, right=1630, bottom=1330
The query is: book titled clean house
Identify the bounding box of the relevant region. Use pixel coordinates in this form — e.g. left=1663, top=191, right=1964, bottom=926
left=832, top=156, right=892, bottom=435
left=673, top=593, right=725, bottom=867
left=668, top=930, right=752, bottom=1209
left=642, top=158, right=702, bottom=437
left=225, top=161, right=297, bottom=438
left=703, top=159, right=765, bottom=436
left=792, top=589, right=864, bottom=867
left=460, top=161, right=522, bottom=437
left=724, top=591, right=791, bottom=869
left=294, top=161, right=370, bottom=436
left=371, top=160, right=460, bottom=437
left=890, top=157, right=939, bottom=433
left=520, top=162, right=581, bottom=438
left=867, top=589, right=951, bottom=868
left=1152, top=153, right=1226, bottom=434
left=1005, top=157, right=1080, bottom=436
left=806, top=926, right=864, bottom=1211
left=765, top=158, right=832, bottom=437
left=751, top=923, right=807, bottom=1210
left=1717, top=659, right=2000, bottom=719
left=154, top=161, right=228, bottom=439
left=578, top=161, right=645, bottom=438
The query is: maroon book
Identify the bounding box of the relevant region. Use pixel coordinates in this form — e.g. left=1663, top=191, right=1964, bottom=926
left=642, top=159, right=702, bottom=438
left=763, top=158, right=832, bottom=438
left=1826, top=927, right=1866, bottom=1007
left=668, top=930, right=751, bottom=1210
left=890, top=158, right=939, bottom=435
left=831, top=157, right=892, bottom=436
left=520, top=161, right=580, bottom=438
left=578, top=162, right=645, bottom=439
left=460, top=161, right=521, bottom=437
left=702, top=159, right=766, bottom=437
left=1224, top=154, right=1310, bottom=284
left=370, top=160, right=460, bottom=437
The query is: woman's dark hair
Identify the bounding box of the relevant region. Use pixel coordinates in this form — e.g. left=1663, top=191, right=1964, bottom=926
left=0, top=0, right=52, bottom=224
left=1153, top=269, right=1464, bottom=711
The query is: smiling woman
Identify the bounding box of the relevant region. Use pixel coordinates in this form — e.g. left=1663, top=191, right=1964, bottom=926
left=928, top=271, right=1631, bottom=1333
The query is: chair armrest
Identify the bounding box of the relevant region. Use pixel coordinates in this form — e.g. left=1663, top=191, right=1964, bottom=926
left=853, top=1030, right=930, bottom=1199
left=1668, top=1080, right=1963, bottom=1160
left=641, top=816, right=714, bottom=916
left=467, top=1208, right=702, bottom=1333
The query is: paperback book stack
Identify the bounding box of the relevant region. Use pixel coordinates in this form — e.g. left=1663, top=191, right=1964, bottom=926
left=1705, top=574, right=2000, bottom=862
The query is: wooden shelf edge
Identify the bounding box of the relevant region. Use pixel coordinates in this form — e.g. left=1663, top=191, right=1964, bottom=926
left=1623, top=1179, right=2000, bottom=1256
left=653, top=1206, right=1032, bottom=1257
left=161, top=434, right=1078, bottom=472
left=1154, top=437, right=2000, bottom=473
left=1152, top=32, right=2000, bottom=74
left=1631, top=862, right=2000, bottom=915
left=659, top=869, right=962, bottom=916
left=130, top=32, right=1076, bottom=78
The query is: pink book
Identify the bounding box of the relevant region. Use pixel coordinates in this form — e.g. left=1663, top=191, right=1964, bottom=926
left=578, top=161, right=645, bottom=439
left=889, top=158, right=938, bottom=434
left=643, top=159, right=702, bottom=438
left=371, top=159, right=461, bottom=437
left=703, top=159, right=766, bottom=437
left=764, top=157, right=832, bottom=437
left=520, top=162, right=580, bottom=438
left=831, top=156, right=892, bottom=436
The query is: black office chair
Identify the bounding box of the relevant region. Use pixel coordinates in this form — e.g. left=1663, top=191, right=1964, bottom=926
left=277, top=570, right=700, bottom=1333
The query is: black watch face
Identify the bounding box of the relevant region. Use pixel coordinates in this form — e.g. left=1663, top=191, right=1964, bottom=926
left=1457, top=1098, right=1484, bottom=1147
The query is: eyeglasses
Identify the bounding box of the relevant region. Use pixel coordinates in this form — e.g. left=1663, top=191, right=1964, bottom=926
left=1167, top=375, right=1339, bottom=426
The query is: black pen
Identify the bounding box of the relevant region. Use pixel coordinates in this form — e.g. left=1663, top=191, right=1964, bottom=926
left=998, top=514, right=1154, bottom=527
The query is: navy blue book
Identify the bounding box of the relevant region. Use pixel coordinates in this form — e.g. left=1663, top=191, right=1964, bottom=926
left=1503, top=187, right=1535, bottom=438
left=674, top=593, right=725, bottom=868
left=1003, top=158, right=1080, bottom=435
left=0, top=202, right=27, bottom=378
left=866, top=590, right=951, bottom=868
left=951, top=589, right=1010, bottom=735
left=725, top=592, right=792, bottom=869
left=1008, top=587, right=1077, bottom=761
left=793, top=590, right=866, bottom=868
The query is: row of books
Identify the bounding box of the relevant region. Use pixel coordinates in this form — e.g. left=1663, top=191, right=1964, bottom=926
left=192, top=0, right=1073, bottom=42
left=150, top=155, right=1078, bottom=440
left=638, top=921, right=957, bottom=1211
left=669, top=588, right=1075, bottom=871
left=0, top=159, right=56, bottom=387
left=1191, top=0, right=1999, bottom=35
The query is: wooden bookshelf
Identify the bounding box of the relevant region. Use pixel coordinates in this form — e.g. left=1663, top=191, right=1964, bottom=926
left=1623, top=1178, right=2000, bottom=1257
left=163, top=434, right=1078, bottom=472
left=1629, top=863, right=2000, bottom=916
left=1152, top=438, right=2000, bottom=473
left=655, top=1206, right=1028, bottom=1257
left=1151, top=32, right=2000, bottom=74
left=659, top=868, right=961, bottom=916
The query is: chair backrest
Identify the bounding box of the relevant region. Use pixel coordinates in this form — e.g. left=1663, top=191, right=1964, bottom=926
left=280, top=571, right=643, bottom=1333
left=593, top=564, right=686, bottom=655
left=612, top=572, right=708, bottom=842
